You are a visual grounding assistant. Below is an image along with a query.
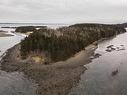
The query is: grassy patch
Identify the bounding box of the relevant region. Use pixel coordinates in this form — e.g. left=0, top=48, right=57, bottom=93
left=32, top=56, right=45, bottom=63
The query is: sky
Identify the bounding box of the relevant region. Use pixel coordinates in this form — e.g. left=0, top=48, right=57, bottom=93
left=0, top=0, right=127, bottom=24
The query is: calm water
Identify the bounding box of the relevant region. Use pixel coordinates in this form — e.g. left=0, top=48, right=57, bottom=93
left=69, top=32, right=127, bottom=95
left=0, top=28, right=37, bottom=95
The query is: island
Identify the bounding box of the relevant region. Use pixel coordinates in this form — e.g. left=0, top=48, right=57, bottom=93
left=0, top=30, right=14, bottom=37
left=0, top=23, right=126, bottom=95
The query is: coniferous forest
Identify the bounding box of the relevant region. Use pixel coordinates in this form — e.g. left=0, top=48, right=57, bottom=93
left=20, top=24, right=126, bottom=62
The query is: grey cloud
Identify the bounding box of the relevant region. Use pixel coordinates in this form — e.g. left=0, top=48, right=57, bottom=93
left=0, top=0, right=127, bottom=23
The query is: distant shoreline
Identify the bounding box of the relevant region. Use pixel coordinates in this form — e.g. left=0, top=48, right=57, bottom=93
left=0, top=32, right=14, bottom=37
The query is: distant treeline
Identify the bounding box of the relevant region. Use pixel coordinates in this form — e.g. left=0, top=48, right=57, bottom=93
left=15, top=26, right=47, bottom=33
left=1, top=26, right=17, bottom=28
left=20, top=23, right=126, bottom=62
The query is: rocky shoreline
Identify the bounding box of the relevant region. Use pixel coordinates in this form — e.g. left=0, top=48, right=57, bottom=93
left=0, top=43, right=97, bottom=95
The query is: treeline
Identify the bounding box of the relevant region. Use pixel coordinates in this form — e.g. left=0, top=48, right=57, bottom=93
left=20, top=24, right=126, bottom=62
left=69, top=23, right=126, bottom=38
left=15, top=26, right=47, bottom=33
left=116, top=23, right=127, bottom=28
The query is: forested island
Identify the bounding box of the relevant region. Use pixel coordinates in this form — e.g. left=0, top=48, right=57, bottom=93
left=15, top=26, right=47, bottom=33
left=19, top=23, right=126, bottom=62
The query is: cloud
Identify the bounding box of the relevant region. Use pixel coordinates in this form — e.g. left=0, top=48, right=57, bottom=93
left=0, top=0, right=127, bottom=23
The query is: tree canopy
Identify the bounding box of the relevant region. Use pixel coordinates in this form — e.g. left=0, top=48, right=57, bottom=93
left=20, top=24, right=126, bottom=62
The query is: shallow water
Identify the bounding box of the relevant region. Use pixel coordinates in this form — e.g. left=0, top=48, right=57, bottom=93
left=0, top=71, right=37, bottom=95
left=0, top=28, right=37, bottom=95
left=69, top=32, right=127, bottom=95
